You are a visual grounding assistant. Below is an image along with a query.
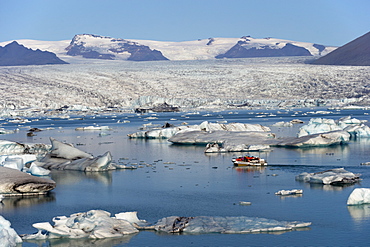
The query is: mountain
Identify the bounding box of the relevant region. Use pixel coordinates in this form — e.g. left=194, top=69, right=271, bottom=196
left=0, top=35, right=337, bottom=63
left=65, top=34, right=168, bottom=61
left=312, top=32, right=370, bottom=66
left=0, top=41, right=68, bottom=66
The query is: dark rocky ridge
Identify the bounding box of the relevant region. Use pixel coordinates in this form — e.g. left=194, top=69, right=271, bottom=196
left=0, top=41, right=68, bottom=66
left=66, top=34, right=168, bottom=61
left=312, top=31, right=370, bottom=66
left=216, top=42, right=312, bottom=59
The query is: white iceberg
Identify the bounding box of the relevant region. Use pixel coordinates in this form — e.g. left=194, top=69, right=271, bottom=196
left=298, top=116, right=368, bottom=138
left=0, top=154, right=37, bottom=170
left=276, top=131, right=350, bottom=147
left=275, top=189, right=303, bottom=196
left=36, top=138, right=115, bottom=171
left=0, top=215, right=22, bottom=246
left=75, top=126, right=111, bottom=131
left=0, top=166, right=55, bottom=195
left=347, top=188, right=370, bottom=205
left=153, top=216, right=311, bottom=234
left=296, top=168, right=361, bottom=185
left=272, top=121, right=293, bottom=127
left=22, top=210, right=140, bottom=240
left=128, top=121, right=271, bottom=139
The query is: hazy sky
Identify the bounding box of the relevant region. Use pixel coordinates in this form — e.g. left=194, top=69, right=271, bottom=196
left=1, top=0, right=369, bottom=46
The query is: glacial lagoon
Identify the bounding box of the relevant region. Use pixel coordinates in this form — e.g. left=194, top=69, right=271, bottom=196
left=1, top=108, right=370, bottom=246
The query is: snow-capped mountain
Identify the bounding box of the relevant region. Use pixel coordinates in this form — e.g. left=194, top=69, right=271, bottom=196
left=0, top=34, right=336, bottom=63
left=66, top=34, right=168, bottom=61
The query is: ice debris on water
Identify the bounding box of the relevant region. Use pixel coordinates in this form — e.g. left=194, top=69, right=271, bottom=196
left=295, top=168, right=361, bottom=185
left=347, top=188, right=370, bottom=205
left=21, top=210, right=311, bottom=239
left=0, top=215, right=22, bottom=246
left=275, top=189, right=303, bottom=196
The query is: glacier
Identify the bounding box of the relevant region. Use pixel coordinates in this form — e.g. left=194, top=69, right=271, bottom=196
left=0, top=57, right=369, bottom=115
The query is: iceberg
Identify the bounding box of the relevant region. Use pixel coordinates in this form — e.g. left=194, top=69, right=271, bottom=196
left=275, top=189, right=303, bottom=196
left=347, top=188, right=370, bottom=205
left=0, top=166, right=55, bottom=195
left=0, top=140, right=50, bottom=155
left=204, top=142, right=270, bottom=153
left=152, top=216, right=311, bottom=234
left=128, top=121, right=271, bottom=139
left=296, top=168, right=361, bottom=185
left=0, top=215, right=22, bottom=246
left=276, top=131, right=350, bottom=147
left=298, top=116, right=368, bottom=138
left=22, top=210, right=140, bottom=240
left=35, top=138, right=115, bottom=171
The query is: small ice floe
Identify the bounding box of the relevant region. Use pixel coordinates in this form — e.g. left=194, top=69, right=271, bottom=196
left=239, top=201, right=252, bottom=206
left=22, top=210, right=141, bottom=240
left=75, top=126, right=111, bottom=131
left=0, top=194, right=4, bottom=203
left=0, top=215, right=22, bottom=245
left=347, top=188, right=370, bottom=205
left=361, top=162, right=370, bottom=166
left=275, top=189, right=303, bottom=196
left=296, top=168, right=361, bottom=185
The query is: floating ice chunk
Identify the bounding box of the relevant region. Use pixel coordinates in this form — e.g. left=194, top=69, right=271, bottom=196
left=0, top=166, right=55, bottom=195
left=275, top=189, right=303, bottom=196
left=277, top=131, right=350, bottom=147
left=347, top=188, right=370, bottom=205
left=298, top=116, right=367, bottom=138
left=22, top=210, right=139, bottom=240
left=75, top=126, right=111, bottom=131
left=153, top=216, right=311, bottom=234
left=39, top=151, right=114, bottom=172
left=0, top=215, right=22, bottom=246
left=49, top=137, right=93, bottom=160
left=296, top=168, right=360, bottom=185
left=115, top=212, right=146, bottom=225
left=128, top=121, right=271, bottom=139
left=28, top=163, right=51, bottom=176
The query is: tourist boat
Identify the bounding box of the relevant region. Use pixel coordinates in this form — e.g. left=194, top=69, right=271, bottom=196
left=232, top=156, right=267, bottom=166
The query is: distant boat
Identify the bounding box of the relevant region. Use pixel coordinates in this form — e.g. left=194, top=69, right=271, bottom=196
left=232, top=156, right=267, bottom=166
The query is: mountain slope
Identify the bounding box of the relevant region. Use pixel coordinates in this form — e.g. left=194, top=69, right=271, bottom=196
left=0, top=35, right=337, bottom=63
left=65, top=34, right=168, bottom=61
left=0, top=41, right=68, bottom=66
left=312, top=31, right=370, bottom=66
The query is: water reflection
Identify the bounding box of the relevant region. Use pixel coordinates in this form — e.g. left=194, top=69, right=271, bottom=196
left=234, top=166, right=267, bottom=173
left=50, top=170, right=113, bottom=185
left=0, top=193, right=55, bottom=211
left=300, top=182, right=355, bottom=191
left=347, top=205, right=370, bottom=220
left=23, top=233, right=137, bottom=247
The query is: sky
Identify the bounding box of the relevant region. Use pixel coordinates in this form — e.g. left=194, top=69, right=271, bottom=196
left=0, top=0, right=369, bottom=46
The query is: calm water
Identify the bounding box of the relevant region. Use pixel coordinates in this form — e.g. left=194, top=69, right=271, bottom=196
left=1, top=108, right=370, bottom=246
